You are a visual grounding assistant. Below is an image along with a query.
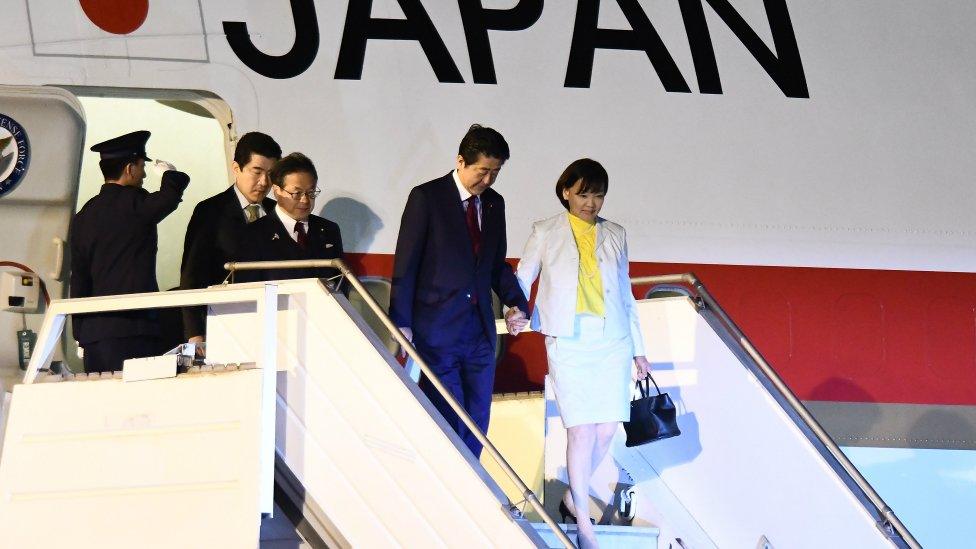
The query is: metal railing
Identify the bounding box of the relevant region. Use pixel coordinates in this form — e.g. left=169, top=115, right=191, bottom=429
left=631, top=273, right=920, bottom=549
left=19, top=283, right=284, bottom=515
left=225, top=259, right=575, bottom=549
left=18, top=258, right=916, bottom=548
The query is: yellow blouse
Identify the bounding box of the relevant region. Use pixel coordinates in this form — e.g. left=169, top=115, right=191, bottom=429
left=568, top=213, right=605, bottom=317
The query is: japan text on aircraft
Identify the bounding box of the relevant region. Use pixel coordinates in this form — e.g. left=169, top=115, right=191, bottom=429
left=62, top=0, right=809, bottom=97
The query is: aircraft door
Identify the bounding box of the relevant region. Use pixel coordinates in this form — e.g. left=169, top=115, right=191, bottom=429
left=0, top=86, right=85, bottom=381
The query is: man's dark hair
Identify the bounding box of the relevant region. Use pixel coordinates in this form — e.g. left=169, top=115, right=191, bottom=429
left=269, top=152, right=318, bottom=188
left=458, top=124, right=509, bottom=165
left=99, top=158, right=137, bottom=181
left=234, top=132, right=282, bottom=167
left=555, top=158, right=609, bottom=210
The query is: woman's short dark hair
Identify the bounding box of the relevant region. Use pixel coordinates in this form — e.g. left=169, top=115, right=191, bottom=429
left=269, top=152, right=318, bottom=187
left=234, top=131, right=282, bottom=167
left=458, top=124, right=510, bottom=164
left=555, top=158, right=608, bottom=210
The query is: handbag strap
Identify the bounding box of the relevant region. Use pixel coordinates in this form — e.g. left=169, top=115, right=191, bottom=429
left=633, top=374, right=663, bottom=399
left=646, top=373, right=663, bottom=395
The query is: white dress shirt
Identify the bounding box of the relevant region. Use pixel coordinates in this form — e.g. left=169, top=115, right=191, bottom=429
left=453, top=170, right=482, bottom=229
left=234, top=185, right=267, bottom=221
left=276, top=204, right=308, bottom=243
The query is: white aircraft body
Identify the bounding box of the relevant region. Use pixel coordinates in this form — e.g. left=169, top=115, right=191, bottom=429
left=0, top=1, right=974, bottom=546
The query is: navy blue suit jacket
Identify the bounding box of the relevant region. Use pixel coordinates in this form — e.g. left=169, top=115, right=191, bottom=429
left=234, top=209, right=344, bottom=286
left=390, top=172, right=528, bottom=346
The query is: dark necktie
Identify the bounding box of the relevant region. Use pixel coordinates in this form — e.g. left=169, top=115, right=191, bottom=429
left=465, top=196, right=481, bottom=258
left=295, top=221, right=308, bottom=249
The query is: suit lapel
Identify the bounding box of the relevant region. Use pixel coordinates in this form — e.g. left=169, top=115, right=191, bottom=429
left=307, top=218, right=331, bottom=255
left=596, top=217, right=608, bottom=250
left=221, top=186, right=247, bottom=228
left=556, top=213, right=576, bottom=259
left=438, top=175, right=477, bottom=265
left=266, top=210, right=301, bottom=259
left=478, top=191, right=497, bottom=264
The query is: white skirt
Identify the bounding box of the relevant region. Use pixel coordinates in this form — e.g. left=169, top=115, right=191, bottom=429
left=545, top=314, right=632, bottom=428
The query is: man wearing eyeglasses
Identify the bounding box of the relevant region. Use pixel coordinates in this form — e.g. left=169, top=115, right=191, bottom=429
left=233, top=152, right=344, bottom=285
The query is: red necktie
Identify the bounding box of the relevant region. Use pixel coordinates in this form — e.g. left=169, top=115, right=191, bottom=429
left=295, top=221, right=308, bottom=249
left=464, top=196, right=481, bottom=304
left=465, top=196, right=481, bottom=258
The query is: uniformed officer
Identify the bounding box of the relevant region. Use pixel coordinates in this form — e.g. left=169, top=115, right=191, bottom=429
left=70, top=130, right=190, bottom=373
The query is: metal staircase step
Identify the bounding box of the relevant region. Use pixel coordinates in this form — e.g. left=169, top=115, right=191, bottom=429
left=259, top=504, right=311, bottom=548
left=531, top=523, right=660, bottom=548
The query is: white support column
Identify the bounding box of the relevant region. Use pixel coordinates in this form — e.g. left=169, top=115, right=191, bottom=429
left=257, top=282, right=278, bottom=516
left=23, top=312, right=65, bottom=384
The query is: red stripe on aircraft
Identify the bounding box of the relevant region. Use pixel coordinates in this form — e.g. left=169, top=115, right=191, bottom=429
left=347, top=253, right=976, bottom=406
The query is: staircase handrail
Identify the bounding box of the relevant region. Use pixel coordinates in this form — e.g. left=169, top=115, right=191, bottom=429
left=630, top=273, right=920, bottom=549
left=225, top=259, right=575, bottom=549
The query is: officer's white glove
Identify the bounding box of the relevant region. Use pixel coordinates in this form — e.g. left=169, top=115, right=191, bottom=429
left=150, top=159, right=177, bottom=175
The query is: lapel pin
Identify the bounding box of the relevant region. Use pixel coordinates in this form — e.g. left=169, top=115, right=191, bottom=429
left=326, top=243, right=334, bottom=248
left=272, top=233, right=280, bottom=240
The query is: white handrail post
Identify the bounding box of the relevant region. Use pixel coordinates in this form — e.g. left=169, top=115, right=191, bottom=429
left=257, top=282, right=279, bottom=516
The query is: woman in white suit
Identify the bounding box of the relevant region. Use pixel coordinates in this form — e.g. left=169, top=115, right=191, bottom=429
left=515, top=159, right=650, bottom=549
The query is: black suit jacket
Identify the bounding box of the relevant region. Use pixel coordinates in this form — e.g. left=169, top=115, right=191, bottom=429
left=179, top=186, right=276, bottom=338
left=70, top=171, right=190, bottom=345
left=389, top=172, right=528, bottom=346
left=234, top=209, right=344, bottom=286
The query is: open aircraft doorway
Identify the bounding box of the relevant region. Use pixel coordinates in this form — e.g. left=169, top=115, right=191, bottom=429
left=65, top=88, right=235, bottom=366
left=69, top=88, right=234, bottom=293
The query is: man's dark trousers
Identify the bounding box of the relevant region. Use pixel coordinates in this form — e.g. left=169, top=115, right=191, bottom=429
left=82, top=335, right=162, bottom=373
left=416, top=304, right=495, bottom=458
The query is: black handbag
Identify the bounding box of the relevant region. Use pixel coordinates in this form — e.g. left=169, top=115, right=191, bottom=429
left=623, top=374, right=681, bottom=447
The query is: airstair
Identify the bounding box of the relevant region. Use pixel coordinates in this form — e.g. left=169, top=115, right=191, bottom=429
left=540, top=278, right=919, bottom=548
left=0, top=263, right=920, bottom=548
left=0, top=264, right=569, bottom=548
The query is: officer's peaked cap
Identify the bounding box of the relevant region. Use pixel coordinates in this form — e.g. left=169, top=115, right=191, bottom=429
left=90, top=130, right=152, bottom=162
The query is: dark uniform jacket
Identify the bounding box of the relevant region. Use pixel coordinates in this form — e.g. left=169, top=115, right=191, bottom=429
left=70, top=171, right=190, bottom=345
left=179, top=186, right=276, bottom=339
left=234, top=208, right=344, bottom=286
left=389, top=172, right=528, bottom=347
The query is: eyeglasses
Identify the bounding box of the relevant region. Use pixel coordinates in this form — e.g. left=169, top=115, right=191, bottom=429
left=282, top=188, right=321, bottom=200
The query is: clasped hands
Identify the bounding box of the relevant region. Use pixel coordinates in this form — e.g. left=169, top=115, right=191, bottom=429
left=396, top=308, right=527, bottom=360
left=505, top=306, right=529, bottom=335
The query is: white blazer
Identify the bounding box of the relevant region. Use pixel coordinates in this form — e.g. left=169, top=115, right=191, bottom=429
left=516, top=212, right=645, bottom=356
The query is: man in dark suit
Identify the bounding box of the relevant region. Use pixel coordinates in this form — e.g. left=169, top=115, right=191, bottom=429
left=390, top=125, right=529, bottom=457
left=234, top=152, right=344, bottom=285
left=179, top=132, right=281, bottom=345
left=70, top=130, right=190, bottom=373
